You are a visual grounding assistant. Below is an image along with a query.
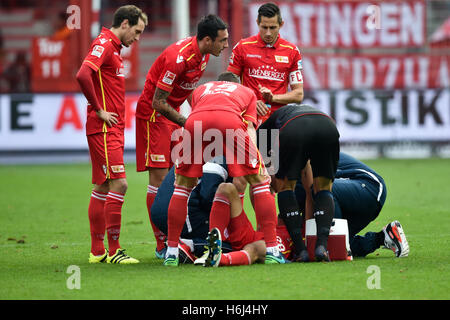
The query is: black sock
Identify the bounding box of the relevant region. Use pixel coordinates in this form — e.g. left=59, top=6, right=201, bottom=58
left=313, top=190, right=335, bottom=248
left=277, top=190, right=306, bottom=254
left=375, top=231, right=385, bottom=247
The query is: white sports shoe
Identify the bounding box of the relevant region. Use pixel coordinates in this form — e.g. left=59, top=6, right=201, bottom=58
left=194, top=251, right=208, bottom=266
left=383, top=221, right=409, bottom=258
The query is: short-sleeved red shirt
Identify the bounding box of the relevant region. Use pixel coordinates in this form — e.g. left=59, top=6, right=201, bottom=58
left=227, top=33, right=303, bottom=112
left=190, top=81, right=258, bottom=127
left=136, top=36, right=210, bottom=122
left=82, top=27, right=125, bottom=135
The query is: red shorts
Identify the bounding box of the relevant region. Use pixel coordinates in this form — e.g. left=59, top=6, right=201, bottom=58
left=175, top=110, right=264, bottom=178
left=135, top=117, right=181, bottom=171
left=87, top=131, right=126, bottom=185
left=226, top=210, right=264, bottom=251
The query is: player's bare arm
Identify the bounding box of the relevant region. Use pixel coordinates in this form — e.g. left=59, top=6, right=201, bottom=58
left=259, top=83, right=304, bottom=105
left=152, top=87, right=187, bottom=127
left=256, top=100, right=270, bottom=116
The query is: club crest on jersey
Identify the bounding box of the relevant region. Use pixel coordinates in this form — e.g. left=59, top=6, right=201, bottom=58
left=176, top=55, right=184, bottom=63
left=275, top=55, right=289, bottom=63
left=162, top=71, right=176, bottom=85
left=111, top=165, right=125, bottom=173
left=91, top=45, right=104, bottom=58
left=151, top=154, right=166, bottom=162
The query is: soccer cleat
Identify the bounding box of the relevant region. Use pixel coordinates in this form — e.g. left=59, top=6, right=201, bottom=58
left=204, top=228, right=222, bottom=267
left=194, top=250, right=209, bottom=266
left=89, top=250, right=108, bottom=263
left=155, top=247, right=167, bottom=259
left=178, top=240, right=195, bottom=264
left=265, top=251, right=290, bottom=264
left=106, top=249, right=139, bottom=264
left=163, top=254, right=179, bottom=267
left=315, top=245, right=331, bottom=262
left=383, top=221, right=409, bottom=258
left=292, top=249, right=310, bottom=263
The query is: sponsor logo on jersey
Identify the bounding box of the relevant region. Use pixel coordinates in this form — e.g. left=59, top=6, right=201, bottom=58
left=99, top=38, right=107, bottom=44
left=91, top=45, right=104, bottom=58
left=246, top=54, right=262, bottom=59
left=162, top=71, right=176, bottom=85
left=151, top=154, right=166, bottom=162
left=248, top=66, right=285, bottom=82
left=111, top=165, right=125, bottom=173
left=275, top=55, right=289, bottom=63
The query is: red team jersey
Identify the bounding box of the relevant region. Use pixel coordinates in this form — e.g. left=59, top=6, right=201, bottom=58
left=136, top=36, right=210, bottom=122
left=82, top=27, right=126, bottom=136
left=190, top=81, right=258, bottom=126
left=227, top=33, right=303, bottom=113
left=176, top=81, right=260, bottom=178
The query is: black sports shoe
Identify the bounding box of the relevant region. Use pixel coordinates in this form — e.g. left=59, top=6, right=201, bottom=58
left=315, top=245, right=330, bottom=262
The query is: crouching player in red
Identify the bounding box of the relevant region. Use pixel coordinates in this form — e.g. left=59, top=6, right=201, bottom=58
left=195, top=181, right=294, bottom=267
left=76, top=5, right=147, bottom=264
left=164, top=72, right=288, bottom=266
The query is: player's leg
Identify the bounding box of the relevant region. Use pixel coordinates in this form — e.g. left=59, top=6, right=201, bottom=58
left=275, top=177, right=309, bottom=262
left=245, top=173, right=288, bottom=264
left=311, top=177, right=335, bottom=262
left=136, top=118, right=175, bottom=257
left=88, top=181, right=109, bottom=262
left=104, top=177, right=138, bottom=263
left=86, top=134, right=109, bottom=262
left=99, top=132, right=138, bottom=264
left=164, top=174, right=198, bottom=266
left=308, top=115, right=340, bottom=262
left=209, top=182, right=242, bottom=240
left=147, top=167, right=169, bottom=257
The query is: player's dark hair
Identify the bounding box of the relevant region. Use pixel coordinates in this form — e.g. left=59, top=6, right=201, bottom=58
left=197, top=14, right=227, bottom=41
left=257, top=2, right=282, bottom=24
left=112, top=5, right=148, bottom=28
left=217, top=72, right=240, bottom=83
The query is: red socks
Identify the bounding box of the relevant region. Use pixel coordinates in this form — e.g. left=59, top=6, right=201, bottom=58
left=88, top=190, right=107, bottom=256
left=105, top=191, right=124, bottom=256
left=147, top=185, right=166, bottom=251
left=220, top=250, right=251, bottom=266
left=251, top=180, right=278, bottom=248
left=167, top=185, right=193, bottom=248
left=209, top=193, right=231, bottom=240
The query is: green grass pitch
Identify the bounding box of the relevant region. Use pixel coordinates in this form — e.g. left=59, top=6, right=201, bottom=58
left=0, top=158, right=449, bottom=300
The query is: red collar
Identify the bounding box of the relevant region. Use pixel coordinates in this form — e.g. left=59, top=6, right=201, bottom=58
left=100, top=27, right=122, bottom=49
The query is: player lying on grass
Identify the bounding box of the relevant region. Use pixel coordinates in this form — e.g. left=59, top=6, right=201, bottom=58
left=293, top=152, right=409, bottom=258
left=151, top=153, right=409, bottom=265
left=200, top=152, right=410, bottom=266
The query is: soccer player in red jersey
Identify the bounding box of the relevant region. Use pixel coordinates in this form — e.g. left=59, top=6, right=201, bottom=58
left=163, top=72, right=288, bottom=266
left=227, top=2, right=304, bottom=124
left=135, top=15, right=229, bottom=257
left=76, top=5, right=147, bottom=264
